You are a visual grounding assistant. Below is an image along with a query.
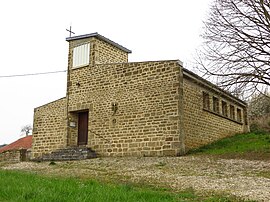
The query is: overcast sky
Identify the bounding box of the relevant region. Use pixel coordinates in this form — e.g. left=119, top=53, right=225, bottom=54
left=0, top=0, right=212, bottom=144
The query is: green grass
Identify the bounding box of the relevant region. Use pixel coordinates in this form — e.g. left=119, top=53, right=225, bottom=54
left=256, top=171, right=270, bottom=179
left=188, top=132, right=270, bottom=160
left=0, top=170, right=242, bottom=202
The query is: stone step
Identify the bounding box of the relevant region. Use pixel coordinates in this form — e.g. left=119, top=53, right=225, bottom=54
left=38, top=147, right=96, bottom=161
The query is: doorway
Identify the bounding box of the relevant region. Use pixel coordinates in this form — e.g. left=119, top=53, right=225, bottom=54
left=77, top=111, right=89, bottom=145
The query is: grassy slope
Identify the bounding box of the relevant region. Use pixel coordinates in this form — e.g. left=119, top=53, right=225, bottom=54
left=188, top=132, right=270, bottom=160
left=0, top=170, right=242, bottom=202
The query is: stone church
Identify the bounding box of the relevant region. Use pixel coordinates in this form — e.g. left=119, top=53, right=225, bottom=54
left=32, top=33, right=249, bottom=159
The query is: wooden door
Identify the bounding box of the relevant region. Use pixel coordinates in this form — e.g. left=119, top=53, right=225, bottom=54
left=78, top=111, right=89, bottom=145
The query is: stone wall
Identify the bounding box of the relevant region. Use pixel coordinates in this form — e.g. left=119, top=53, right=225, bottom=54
left=68, top=37, right=128, bottom=67
left=183, top=74, right=247, bottom=150
left=94, top=37, right=128, bottom=64
left=67, top=60, right=183, bottom=156
left=32, top=98, right=67, bottom=158
left=0, top=150, right=23, bottom=163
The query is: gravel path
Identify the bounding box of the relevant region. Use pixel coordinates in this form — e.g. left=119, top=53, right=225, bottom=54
left=2, top=156, right=270, bottom=201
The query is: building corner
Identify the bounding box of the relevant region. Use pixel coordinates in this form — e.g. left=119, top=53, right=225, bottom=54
left=177, top=61, right=185, bottom=155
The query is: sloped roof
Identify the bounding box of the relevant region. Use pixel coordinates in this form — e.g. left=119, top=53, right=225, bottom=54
left=66, top=32, right=132, bottom=53
left=0, top=135, right=32, bottom=153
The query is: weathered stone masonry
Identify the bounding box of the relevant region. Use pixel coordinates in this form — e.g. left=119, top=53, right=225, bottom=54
left=32, top=98, right=67, bottom=158
left=0, top=150, right=22, bottom=163
left=67, top=61, right=183, bottom=157
left=32, top=33, right=249, bottom=158
left=182, top=70, right=247, bottom=149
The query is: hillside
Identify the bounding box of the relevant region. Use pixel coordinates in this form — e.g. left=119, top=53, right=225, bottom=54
left=189, top=132, right=270, bottom=161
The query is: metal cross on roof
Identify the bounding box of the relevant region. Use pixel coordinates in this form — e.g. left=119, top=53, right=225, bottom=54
left=66, top=26, right=75, bottom=37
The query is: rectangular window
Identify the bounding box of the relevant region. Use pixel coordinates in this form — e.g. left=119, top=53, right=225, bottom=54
left=230, top=105, right=235, bottom=120
left=237, top=108, right=242, bottom=122
left=203, top=92, right=210, bottom=110
left=222, top=101, right=228, bottom=117
left=213, top=96, right=219, bottom=113
left=72, top=43, right=90, bottom=68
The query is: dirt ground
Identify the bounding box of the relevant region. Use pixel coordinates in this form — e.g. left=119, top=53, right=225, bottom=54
left=1, top=155, right=270, bottom=201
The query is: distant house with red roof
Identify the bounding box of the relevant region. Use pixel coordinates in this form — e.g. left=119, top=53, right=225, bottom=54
left=0, top=135, right=32, bottom=162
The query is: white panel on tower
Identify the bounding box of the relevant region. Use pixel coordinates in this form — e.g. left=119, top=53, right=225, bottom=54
left=72, top=43, right=90, bottom=68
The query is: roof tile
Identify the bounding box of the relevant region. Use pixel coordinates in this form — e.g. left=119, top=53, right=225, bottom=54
left=0, top=136, right=32, bottom=153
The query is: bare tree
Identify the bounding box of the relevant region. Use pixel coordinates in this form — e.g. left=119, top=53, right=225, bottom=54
left=249, top=92, right=270, bottom=116
left=21, top=124, right=32, bottom=136
left=197, top=0, right=270, bottom=98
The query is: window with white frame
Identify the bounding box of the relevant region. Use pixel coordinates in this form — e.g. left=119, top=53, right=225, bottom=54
left=72, top=43, right=90, bottom=68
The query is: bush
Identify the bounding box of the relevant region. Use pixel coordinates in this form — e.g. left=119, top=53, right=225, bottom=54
left=250, top=114, right=270, bottom=133
left=249, top=93, right=270, bottom=117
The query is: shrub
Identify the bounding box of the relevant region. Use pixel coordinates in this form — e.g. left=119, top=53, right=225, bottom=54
left=250, top=114, right=270, bottom=133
